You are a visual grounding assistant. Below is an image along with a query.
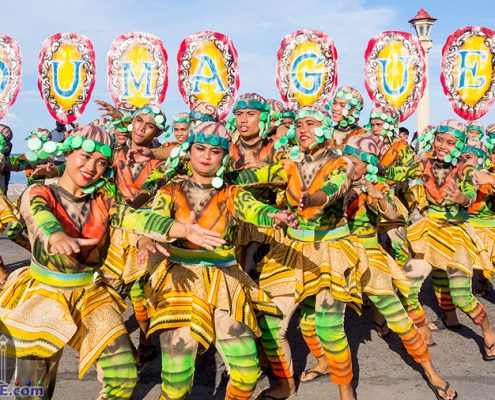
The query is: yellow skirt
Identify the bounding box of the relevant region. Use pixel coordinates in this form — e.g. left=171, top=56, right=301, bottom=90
left=148, top=260, right=279, bottom=349
left=407, top=216, right=491, bottom=277
left=0, top=267, right=128, bottom=378
left=352, top=234, right=410, bottom=297
left=0, top=192, right=19, bottom=230
left=472, top=226, right=495, bottom=279
left=258, top=230, right=362, bottom=307
left=101, top=228, right=151, bottom=286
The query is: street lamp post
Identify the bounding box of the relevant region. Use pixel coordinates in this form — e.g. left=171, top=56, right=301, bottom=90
left=409, top=9, right=437, bottom=137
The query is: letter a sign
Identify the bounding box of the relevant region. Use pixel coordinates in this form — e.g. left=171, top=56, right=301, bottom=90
left=108, top=32, right=168, bottom=108
left=0, top=34, right=22, bottom=120
left=276, top=30, right=338, bottom=108
left=38, top=32, right=96, bottom=124
left=440, top=26, right=495, bottom=120
left=364, top=31, right=426, bottom=121
left=177, top=31, right=239, bottom=120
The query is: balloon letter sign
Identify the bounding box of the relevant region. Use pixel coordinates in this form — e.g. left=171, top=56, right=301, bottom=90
left=0, top=34, right=22, bottom=120
left=38, top=32, right=96, bottom=124
left=108, top=32, right=168, bottom=108
left=364, top=31, right=426, bottom=121
left=277, top=30, right=338, bottom=108
left=177, top=31, right=239, bottom=120
left=441, top=26, right=495, bottom=120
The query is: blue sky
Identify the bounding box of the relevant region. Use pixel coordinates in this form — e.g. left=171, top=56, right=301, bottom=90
left=3, top=0, right=495, bottom=151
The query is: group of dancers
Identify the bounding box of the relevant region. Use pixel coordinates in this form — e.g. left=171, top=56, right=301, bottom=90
left=1, top=85, right=495, bottom=400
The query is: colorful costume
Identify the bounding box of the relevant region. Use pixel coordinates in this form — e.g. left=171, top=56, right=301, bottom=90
left=147, top=122, right=280, bottom=400
left=231, top=106, right=361, bottom=386
left=404, top=121, right=491, bottom=329
left=0, top=126, right=177, bottom=399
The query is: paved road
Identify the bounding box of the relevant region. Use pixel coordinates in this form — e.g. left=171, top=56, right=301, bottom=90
left=1, top=235, right=495, bottom=399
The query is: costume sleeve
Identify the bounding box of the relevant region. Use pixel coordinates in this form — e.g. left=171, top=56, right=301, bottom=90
left=226, top=161, right=288, bottom=188
left=108, top=193, right=176, bottom=242
left=460, top=164, right=476, bottom=200
left=19, top=185, right=65, bottom=250
left=229, top=187, right=279, bottom=227
left=318, top=157, right=353, bottom=205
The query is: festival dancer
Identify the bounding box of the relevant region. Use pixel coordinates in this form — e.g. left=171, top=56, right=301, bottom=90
left=342, top=133, right=457, bottom=400
left=141, top=121, right=297, bottom=400
left=230, top=105, right=360, bottom=400
left=402, top=120, right=495, bottom=361
left=0, top=125, right=223, bottom=399
left=327, top=86, right=366, bottom=151
left=104, top=104, right=168, bottom=364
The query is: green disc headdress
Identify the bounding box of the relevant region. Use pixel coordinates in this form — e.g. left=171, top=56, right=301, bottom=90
left=325, top=86, right=364, bottom=129
left=164, top=112, right=192, bottom=140
left=189, top=101, right=220, bottom=126
left=130, top=104, right=166, bottom=132
left=232, top=93, right=271, bottom=138
left=465, top=121, right=485, bottom=141
left=418, top=124, right=436, bottom=154
left=267, top=99, right=296, bottom=128
left=486, top=123, right=495, bottom=154
left=27, top=125, right=115, bottom=194
left=462, top=140, right=489, bottom=170
left=164, top=121, right=231, bottom=189
left=274, top=105, right=332, bottom=160
left=343, top=133, right=382, bottom=185
left=433, top=120, right=467, bottom=166
left=366, top=106, right=400, bottom=139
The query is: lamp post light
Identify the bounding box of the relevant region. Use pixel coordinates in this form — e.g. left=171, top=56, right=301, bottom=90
left=409, top=9, right=437, bottom=137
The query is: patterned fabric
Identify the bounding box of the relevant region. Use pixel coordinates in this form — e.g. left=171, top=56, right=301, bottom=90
left=0, top=183, right=176, bottom=376
left=113, top=146, right=165, bottom=202
left=346, top=181, right=410, bottom=296
left=148, top=180, right=280, bottom=349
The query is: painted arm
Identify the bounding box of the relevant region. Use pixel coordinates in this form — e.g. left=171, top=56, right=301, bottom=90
left=226, top=161, right=288, bottom=188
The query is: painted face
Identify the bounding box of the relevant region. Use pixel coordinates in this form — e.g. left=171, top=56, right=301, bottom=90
left=433, top=132, right=457, bottom=161
left=330, top=97, right=348, bottom=123
left=174, top=122, right=190, bottom=144
left=398, top=131, right=408, bottom=141
left=461, top=152, right=478, bottom=168
left=467, top=129, right=481, bottom=140
left=273, top=117, right=294, bottom=140
left=189, top=142, right=225, bottom=177
left=370, top=119, right=385, bottom=136
left=295, top=117, right=321, bottom=150
left=114, top=131, right=128, bottom=146
left=349, top=156, right=367, bottom=181
left=131, top=112, right=159, bottom=146
left=65, top=148, right=109, bottom=188
left=235, top=109, right=261, bottom=138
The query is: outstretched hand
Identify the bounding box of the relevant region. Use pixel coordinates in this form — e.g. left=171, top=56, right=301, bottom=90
left=127, top=147, right=154, bottom=164
left=32, top=162, right=58, bottom=176
left=444, top=180, right=471, bottom=207
left=268, top=210, right=299, bottom=229
left=48, top=231, right=99, bottom=256
left=137, top=237, right=170, bottom=266
left=184, top=211, right=226, bottom=250
left=95, top=100, right=123, bottom=119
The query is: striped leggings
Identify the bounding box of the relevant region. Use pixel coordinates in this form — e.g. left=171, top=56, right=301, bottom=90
left=403, top=258, right=487, bottom=327
left=300, top=293, right=430, bottom=366
left=159, top=309, right=260, bottom=400
left=14, top=335, right=137, bottom=399
left=260, top=289, right=352, bottom=385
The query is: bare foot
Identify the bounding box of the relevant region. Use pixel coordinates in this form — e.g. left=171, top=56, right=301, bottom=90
left=255, top=377, right=295, bottom=399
